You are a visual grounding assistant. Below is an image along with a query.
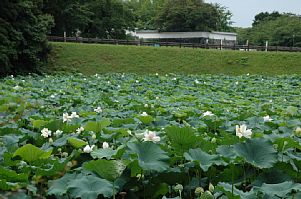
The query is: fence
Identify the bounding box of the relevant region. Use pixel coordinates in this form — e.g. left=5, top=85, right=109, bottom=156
left=48, top=36, right=301, bottom=52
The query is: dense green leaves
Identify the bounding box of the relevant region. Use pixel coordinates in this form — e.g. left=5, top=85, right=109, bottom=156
left=84, top=159, right=126, bottom=181
left=233, top=138, right=277, bottom=168
left=127, top=142, right=169, bottom=172
left=0, top=0, right=53, bottom=76
left=166, top=126, right=197, bottom=154
left=13, top=144, right=52, bottom=163
left=67, top=175, right=113, bottom=199
left=1, top=74, right=301, bottom=198
left=184, top=148, right=224, bottom=172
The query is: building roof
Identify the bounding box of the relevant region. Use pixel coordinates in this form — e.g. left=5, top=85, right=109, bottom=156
left=128, top=30, right=237, bottom=41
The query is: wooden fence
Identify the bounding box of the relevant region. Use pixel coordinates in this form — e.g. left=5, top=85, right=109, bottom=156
left=48, top=36, right=301, bottom=52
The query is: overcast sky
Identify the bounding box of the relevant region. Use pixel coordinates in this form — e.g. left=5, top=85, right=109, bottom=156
left=206, top=0, right=301, bottom=27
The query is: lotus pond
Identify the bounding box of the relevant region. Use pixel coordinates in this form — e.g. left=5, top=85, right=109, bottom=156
left=1, top=74, right=301, bottom=199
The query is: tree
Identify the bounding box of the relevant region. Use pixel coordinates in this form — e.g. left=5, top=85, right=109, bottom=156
left=249, top=15, right=301, bottom=46
left=252, top=11, right=281, bottom=26
left=155, top=0, right=219, bottom=32
left=81, top=0, right=135, bottom=39
left=213, top=3, right=234, bottom=32
left=0, top=0, right=54, bottom=76
left=42, top=0, right=93, bottom=36
left=129, top=0, right=165, bottom=30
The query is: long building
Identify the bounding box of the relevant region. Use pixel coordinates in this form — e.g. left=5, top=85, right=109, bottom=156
left=127, top=30, right=237, bottom=45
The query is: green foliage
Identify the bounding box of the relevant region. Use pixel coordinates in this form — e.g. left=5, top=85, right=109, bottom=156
left=127, top=142, right=169, bottom=172
left=13, top=144, right=52, bottom=163
left=0, top=0, right=54, bottom=76
left=49, top=42, right=301, bottom=75
left=84, top=159, right=126, bottom=181
left=238, top=14, right=301, bottom=46
left=155, top=0, right=219, bottom=32
left=1, top=74, right=301, bottom=198
left=166, top=126, right=197, bottom=155
left=67, top=175, right=113, bottom=199
left=233, top=138, right=278, bottom=169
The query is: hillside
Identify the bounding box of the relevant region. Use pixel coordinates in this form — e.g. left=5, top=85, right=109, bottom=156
left=48, top=42, right=301, bottom=75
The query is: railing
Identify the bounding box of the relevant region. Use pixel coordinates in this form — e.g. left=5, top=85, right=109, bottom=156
left=47, top=36, right=301, bottom=52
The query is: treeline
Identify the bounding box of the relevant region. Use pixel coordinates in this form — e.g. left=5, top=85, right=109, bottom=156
left=0, top=0, right=232, bottom=76
left=237, top=12, right=301, bottom=47
left=43, top=0, right=233, bottom=38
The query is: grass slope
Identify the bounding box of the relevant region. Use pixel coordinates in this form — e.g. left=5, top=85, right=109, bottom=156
left=48, top=42, right=301, bottom=75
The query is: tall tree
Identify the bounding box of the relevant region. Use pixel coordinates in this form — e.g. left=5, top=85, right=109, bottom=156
left=252, top=11, right=281, bottom=26
left=42, top=0, right=93, bottom=36
left=81, top=0, right=135, bottom=39
left=0, top=0, right=53, bottom=76
left=155, top=0, right=219, bottom=32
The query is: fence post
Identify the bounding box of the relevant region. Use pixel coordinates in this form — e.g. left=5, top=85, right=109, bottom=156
left=64, top=31, right=66, bottom=42
left=265, top=41, right=269, bottom=52
left=220, top=39, right=223, bottom=50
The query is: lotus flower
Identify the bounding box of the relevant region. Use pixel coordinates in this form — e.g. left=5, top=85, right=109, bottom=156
left=54, top=130, right=63, bottom=137
left=70, top=112, right=79, bottom=118
left=76, top=127, right=84, bottom=134
left=41, top=128, right=52, bottom=138
left=203, top=111, right=214, bottom=117
left=263, top=115, right=273, bottom=122
left=143, top=130, right=160, bottom=142
left=236, top=124, right=252, bottom=139
left=83, top=145, right=95, bottom=153
left=141, top=112, right=148, bottom=116
left=94, top=107, right=103, bottom=113
left=102, top=142, right=109, bottom=149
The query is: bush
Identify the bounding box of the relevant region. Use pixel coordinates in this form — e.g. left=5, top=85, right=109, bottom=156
left=0, top=0, right=53, bottom=76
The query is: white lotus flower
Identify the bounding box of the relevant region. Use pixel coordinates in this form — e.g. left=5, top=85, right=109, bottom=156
left=143, top=130, right=160, bottom=142
left=54, top=130, right=63, bottom=137
left=63, top=113, right=71, bottom=122
left=13, top=85, right=22, bottom=90
left=155, top=73, right=159, bottom=76
left=235, top=81, right=239, bottom=85
left=136, top=80, right=139, bottom=83
left=76, top=127, right=84, bottom=134
left=140, top=112, right=148, bottom=116
left=203, top=111, right=214, bottom=117
left=102, top=142, right=109, bottom=149
left=83, top=145, right=95, bottom=153
left=144, top=104, right=149, bottom=108
left=50, top=94, right=55, bottom=98
left=155, top=96, right=159, bottom=100
left=70, top=112, right=79, bottom=118
left=94, top=107, right=103, bottom=113
left=41, top=128, right=52, bottom=138
left=172, top=77, right=177, bottom=81
left=195, top=79, right=200, bottom=84
left=236, top=124, right=252, bottom=139
left=263, top=115, right=273, bottom=122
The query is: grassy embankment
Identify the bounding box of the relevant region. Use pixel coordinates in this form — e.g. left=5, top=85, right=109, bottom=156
left=48, top=42, right=301, bottom=75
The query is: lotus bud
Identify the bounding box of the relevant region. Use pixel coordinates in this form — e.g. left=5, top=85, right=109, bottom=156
left=283, top=141, right=288, bottom=146
left=62, top=152, right=68, bottom=157
left=294, top=127, right=301, bottom=137
left=195, top=187, right=204, bottom=195
left=208, top=183, right=214, bottom=192
left=92, top=134, right=96, bottom=139
left=48, top=138, right=53, bottom=144
left=200, top=191, right=214, bottom=199
left=174, top=184, right=183, bottom=192
left=211, top=138, right=217, bottom=143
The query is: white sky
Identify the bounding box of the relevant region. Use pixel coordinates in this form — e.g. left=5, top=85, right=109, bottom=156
left=206, top=0, right=301, bottom=27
